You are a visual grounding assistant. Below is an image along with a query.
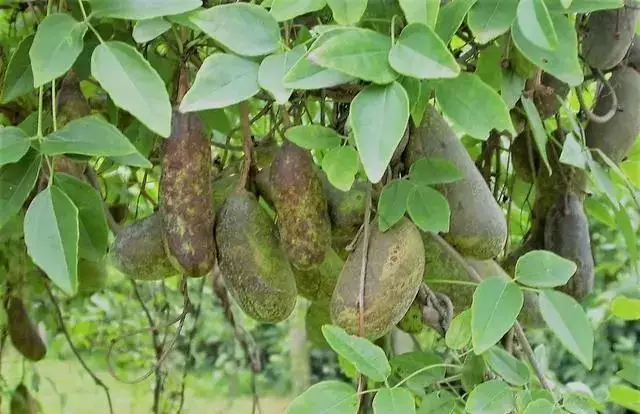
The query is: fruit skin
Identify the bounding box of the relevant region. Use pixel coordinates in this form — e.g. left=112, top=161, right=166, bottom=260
left=215, top=190, right=297, bottom=323
left=292, top=247, right=344, bottom=302
left=5, top=297, right=46, bottom=361
left=211, top=173, right=240, bottom=214
left=77, top=258, right=108, bottom=296
left=305, top=300, right=332, bottom=349
left=160, top=110, right=215, bottom=277
left=585, top=66, right=640, bottom=164
left=270, top=140, right=331, bottom=270
left=10, top=384, right=38, bottom=414
left=405, top=105, right=508, bottom=259
left=422, top=232, right=544, bottom=327
left=628, top=34, right=640, bottom=71
left=396, top=298, right=424, bottom=334
left=544, top=192, right=595, bottom=301
left=330, top=217, right=425, bottom=340
left=109, top=214, right=178, bottom=281
left=582, top=5, right=639, bottom=70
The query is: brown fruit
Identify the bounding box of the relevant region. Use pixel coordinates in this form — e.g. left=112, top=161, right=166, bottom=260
left=270, top=140, right=331, bottom=270
left=215, top=190, right=297, bottom=323
left=510, top=130, right=540, bottom=183
left=160, top=110, right=215, bottom=277
left=109, top=214, right=178, bottom=281
left=544, top=192, right=595, bottom=301
left=56, top=70, right=91, bottom=127
left=534, top=74, right=570, bottom=119
left=10, top=384, right=38, bottom=414
left=585, top=66, right=640, bottom=164
left=331, top=217, right=425, bottom=340
left=582, top=5, right=639, bottom=70
left=6, top=297, right=46, bottom=361
left=405, top=105, right=507, bottom=259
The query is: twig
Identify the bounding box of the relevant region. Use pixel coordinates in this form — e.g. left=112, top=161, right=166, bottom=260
left=45, top=284, right=114, bottom=414
left=575, top=70, right=618, bottom=124
left=238, top=101, right=253, bottom=191
left=427, top=234, right=552, bottom=391
left=356, top=184, right=373, bottom=409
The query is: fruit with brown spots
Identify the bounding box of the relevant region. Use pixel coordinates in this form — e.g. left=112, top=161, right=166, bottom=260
left=396, top=298, right=423, bottom=334
left=5, top=297, right=46, bottom=361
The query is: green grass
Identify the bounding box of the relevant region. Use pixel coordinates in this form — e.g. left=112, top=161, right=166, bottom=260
left=1, top=348, right=291, bottom=414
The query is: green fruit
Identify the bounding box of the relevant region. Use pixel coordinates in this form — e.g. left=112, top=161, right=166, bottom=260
left=110, top=214, right=178, bottom=281
left=160, top=110, right=215, bottom=277
left=305, top=300, right=331, bottom=349
left=582, top=5, right=639, bottom=70
left=270, top=140, right=331, bottom=270
left=293, top=246, right=344, bottom=302
left=585, top=66, right=640, bottom=164
left=534, top=74, right=569, bottom=119
left=331, top=217, right=425, bottom=340
left=215, top=190, right=297, bottom=323
left=211, top=173, right=240, bottom=214
left=10, top=384, right=38, bottom=414
left=77, top=258, right=108, bottom=295
left=510, top=130, right=539, bottom=183
left=254, top=165, right=275, bottom=207
left=396, top=299, right=424, bottom=334
left=544, top=192, right=594, bottom=301
left=6, top=297, right=46, bottom=361
left=405, top=105, right=508, bottom=259
left=422, top=232, right=544, bottom=327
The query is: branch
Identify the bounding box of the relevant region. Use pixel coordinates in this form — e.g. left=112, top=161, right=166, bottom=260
left=238, top=101, right=253, bottom=191
left=45, top=285, right=114, bottom=414
left=357, top=184, right=373, bottom=408
left=575, top=70, right=618, bottom=124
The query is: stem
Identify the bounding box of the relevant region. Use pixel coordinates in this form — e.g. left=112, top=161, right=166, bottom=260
left=392, top=364, right=459, bottom=389
left=36, top=86, right=43, bottom=138
left=575, top=71, right=618, bottom=124
left=51, top=80, right=57, bottom=132
left=426, top=279, right=479, bottom=287
left=238, top=101, right=252, bottom=191
left=77, top=0, right=104, bottom=43
left=46, top=285, right=114, bottom=414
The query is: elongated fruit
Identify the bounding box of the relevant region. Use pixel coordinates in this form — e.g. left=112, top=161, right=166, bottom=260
left=216, top=190, right=297, bottom=323
left=110, top=214, right=178, bottom=281
left=5, top=297, right=46, bottom=361
left=160, top=110, right=215, bottom=277
left=582, top=5, right=639, bottom=70
left=10, top=384, right=38, bottom=414
left=331, top=217, right=425, bottom=340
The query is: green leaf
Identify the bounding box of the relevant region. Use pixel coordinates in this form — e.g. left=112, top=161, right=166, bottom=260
left=409, top=157, right=463, bottom=185
left=621, top=160, right=640, bottom=188
left=545, top=0, right=623, bottom=13
left=321, top=325, right=391, bottom=381
left=515, top=0, right=558, bottom=51
left=521, top=96, right=551, bottom=173
left=406, top=185, right=450, bottom=233
left=91, top=42, right=171, bottom=137
left=465, top=380, right=515, bottom=414
left=615, top=208, right=637, bottom=272
left=610, top=296, right=640, bottom=321
left=523, top=399, right=560, bottom=414
left=475, top=44, right=504, bottom=91
left=41, top=116, right=148, bottom=160
left=30, top=14, right=87, bottom=87
left=559, top=133, right=587, bottom=169
left=89, top=0, right=201, bottom=20
left=500, top=69, right=525, bottom=109
left=270, top=0, right=327, bottom=22
left=0, top=127, right=30, bottom=167
left=328, top=0, right=368, bottom=25
left=617, top=357, right=640, bottom=387
left=284, top=30, right=356, bottom=89
left=417, top=390, right=457, bottom=414
left=587, top=158, right=618, bottom=207
left=514, top=250, right=577, bottom=288
left=485, top=346, right=531, bottom=386
left=285, top=380, right=358, bottom=414
left=401, top=77, right=432, bottom=126
left=538, top=290, right=594, bottom=369
left=467, top=0, right=518, bottom=44
left=286, top=125, right=344, bottom=150
left=0, top=151, right=41, bottom=230
left=608, top=384, right=640, bottom=412
left=189, top=4, right=280, bottom=57
left=1, top=35, right=35, bottom=104
left=462, top=353, right=487, bottom=392
left=390, top=351, right=445, bottom=389
left=350, top=81, right=409, bottom=183
left=435, top=0, right=478, bottom=44
left=373, top=388, right=415, bottom=414
left=378, top=179, right=412, bottom=231
left=309, top=28, right=397, bottom=84
left=388, top=23, right=460, bottom=79
left=54, top=173, right=109, bottom=262
left=258, top=45, right=306, bottom=104
left=511, top=14, right=583, bottom=86
left=445, top=309, right=472, bottom=350
left=322, top=146, right=359, bottom=191
left=472, top=278, right=523, bottom=354
left=399, top=0, right=440, bottom=28
left=24, top=186, right=79, bottom=295
left=133, top=17, right=172, bottom=43
left=563, top=393, right=597, bottom=414
left=435, top=73, right=515, bottom=140
left=180, top=54, right=260, bottom=112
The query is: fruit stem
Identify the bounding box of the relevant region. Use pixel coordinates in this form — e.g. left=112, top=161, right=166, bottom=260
left=239, top=101, right=253, bottom=191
